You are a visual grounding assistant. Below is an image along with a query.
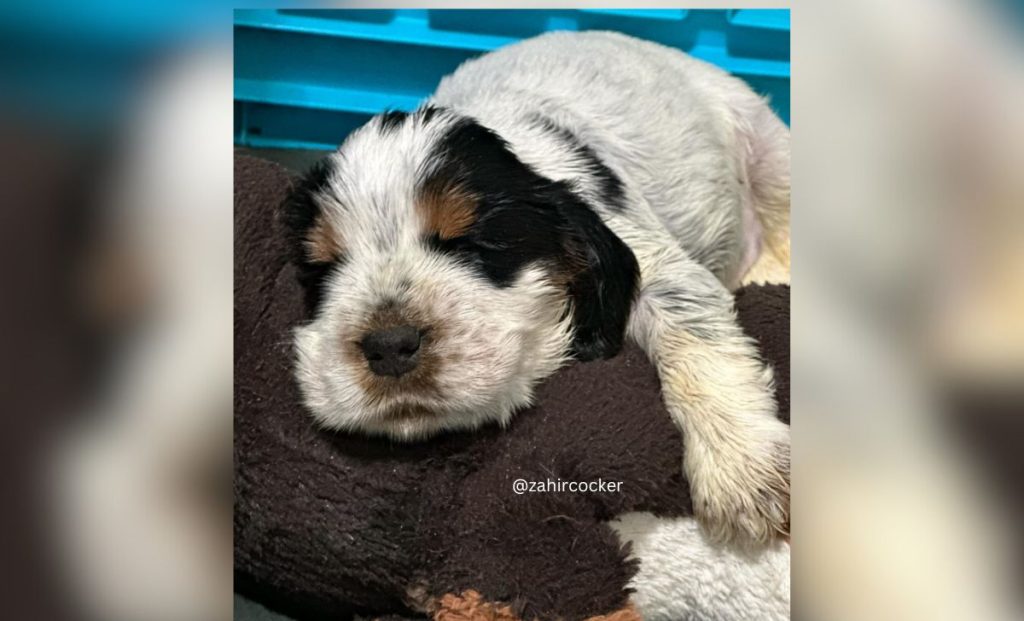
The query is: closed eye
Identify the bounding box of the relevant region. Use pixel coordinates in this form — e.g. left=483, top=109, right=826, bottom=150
left=470, top=237, right=509, bottom=252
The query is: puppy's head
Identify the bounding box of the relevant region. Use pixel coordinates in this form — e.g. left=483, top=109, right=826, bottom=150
left=283, top=107, right=637, bottom=440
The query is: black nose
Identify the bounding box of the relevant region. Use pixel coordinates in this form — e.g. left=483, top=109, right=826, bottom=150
left=360, top=325, right=421, bottom=377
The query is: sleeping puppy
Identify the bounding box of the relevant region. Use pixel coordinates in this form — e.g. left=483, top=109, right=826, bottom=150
left=283, top=31, right=790, bottom=545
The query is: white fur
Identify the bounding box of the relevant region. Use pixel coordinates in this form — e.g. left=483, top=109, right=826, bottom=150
left=610, top=512, right=790, bottom=620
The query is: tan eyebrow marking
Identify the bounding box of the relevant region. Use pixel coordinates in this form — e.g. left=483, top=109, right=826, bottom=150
left=304, top=214, right=346, bottom=264
left=417, top=177, right=478, bottom=240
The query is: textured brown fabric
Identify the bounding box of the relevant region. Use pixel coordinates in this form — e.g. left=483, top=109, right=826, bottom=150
left=234, top=153, right=790, bottom=621
left=734, top=283, right=790, bottom=423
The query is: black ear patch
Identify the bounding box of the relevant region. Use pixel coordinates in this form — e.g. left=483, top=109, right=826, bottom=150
left=557, top=193, right=639, bottom=361
left=279, top=158, right=344, bottom=313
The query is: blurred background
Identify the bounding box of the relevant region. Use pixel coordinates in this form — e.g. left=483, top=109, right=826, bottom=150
left=0, top=2, right=1021, bottom=621
left=233, top=8, right=789, bottom=172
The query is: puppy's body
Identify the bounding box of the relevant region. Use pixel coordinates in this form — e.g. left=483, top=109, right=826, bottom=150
left=286, top=32, right=790, bottom=547
left=431, top=31, right=790, bottom=288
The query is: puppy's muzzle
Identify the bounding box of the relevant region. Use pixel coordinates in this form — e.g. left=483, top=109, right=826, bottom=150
left=359, top=325, right=422, bottom=377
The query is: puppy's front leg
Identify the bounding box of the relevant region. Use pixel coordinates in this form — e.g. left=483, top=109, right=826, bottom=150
left=626, top=240, right=790, bottom=545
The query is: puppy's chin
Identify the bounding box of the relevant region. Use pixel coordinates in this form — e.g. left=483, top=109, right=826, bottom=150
left=293, top=331, right=526, bottom=442
left=342, top=403, right=515, bottom=442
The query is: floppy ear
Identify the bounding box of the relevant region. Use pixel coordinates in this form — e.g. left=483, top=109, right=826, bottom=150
left=278, top=158, right=343, bottom=312
left=556, top=190, right=640, bottom=361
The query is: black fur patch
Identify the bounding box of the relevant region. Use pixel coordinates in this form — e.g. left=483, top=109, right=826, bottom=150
left=560, top=201, right=640, bottom=361
left=377, top=110, right=409, bottom=134
left=426, top=116, right=638, bottom=359
left=528, top=114, right=627, bottom=213
left=418, top=104, right=444, bottom=125
left=279, top=158, right=345, bottom=312
left=425, top=118, right=566, bottom=286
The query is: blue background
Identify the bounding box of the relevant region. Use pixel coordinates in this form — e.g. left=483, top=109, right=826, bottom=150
left=234, top=9, right=790, bottom=150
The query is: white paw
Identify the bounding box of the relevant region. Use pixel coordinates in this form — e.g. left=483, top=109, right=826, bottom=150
left=687, top=419, right=790, bottom=546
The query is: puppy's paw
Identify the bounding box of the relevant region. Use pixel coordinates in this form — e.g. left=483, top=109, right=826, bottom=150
left=687, top=421, right=790, bottom=546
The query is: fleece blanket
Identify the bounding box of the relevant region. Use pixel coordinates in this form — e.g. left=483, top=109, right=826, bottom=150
left=234, top=153, right=790, bottom=621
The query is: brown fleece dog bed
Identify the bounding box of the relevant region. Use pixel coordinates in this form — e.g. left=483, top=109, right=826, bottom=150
left=234, top=153, right=789, bottom=621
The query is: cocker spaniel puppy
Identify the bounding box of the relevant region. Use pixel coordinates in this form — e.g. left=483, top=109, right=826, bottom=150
left=283, top=31, right=791, bottom=544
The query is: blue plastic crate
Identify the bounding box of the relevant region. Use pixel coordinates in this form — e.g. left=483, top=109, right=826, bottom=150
left=234, top=9, right=790, bottom=150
